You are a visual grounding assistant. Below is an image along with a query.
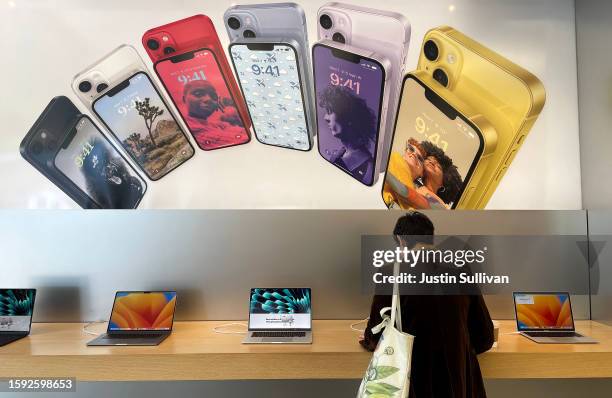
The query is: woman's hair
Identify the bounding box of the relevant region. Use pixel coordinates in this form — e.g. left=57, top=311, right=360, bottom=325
left=419, top=141, right=463, bottom=204
left=318, top=85, right=376, bottom=147
left=393, top=211, right=435, bottom=246
left=406, top=138, right=422, bottom=152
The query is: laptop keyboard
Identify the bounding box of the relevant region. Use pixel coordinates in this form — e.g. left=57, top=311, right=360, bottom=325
left=252, top=331, right=306, bottom=338
left=525, top=331, right=582, bottom=338
left=107, top=333, right=163, bottom=339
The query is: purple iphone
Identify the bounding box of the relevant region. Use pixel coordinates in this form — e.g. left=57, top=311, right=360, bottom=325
left=313, top=40, right=389, bottom=186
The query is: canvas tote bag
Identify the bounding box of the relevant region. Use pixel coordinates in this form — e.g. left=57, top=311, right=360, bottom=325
left=357, top=262, right=414, bottom=397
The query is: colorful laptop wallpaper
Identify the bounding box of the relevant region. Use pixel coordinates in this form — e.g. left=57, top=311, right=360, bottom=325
left=0, top=289, right=34, bottom=316
left=0, top=289, right=35, bottom=332
left=515, top=293, right=574, bottom=330
left=249, top=288, right=311, bottom=314
left=109, top=292, right=176, bottom=331
left=249, top=288, right=311, bottom=330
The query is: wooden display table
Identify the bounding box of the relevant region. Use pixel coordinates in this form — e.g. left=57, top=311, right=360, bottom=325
left=1, top=320, right=612, bottom=381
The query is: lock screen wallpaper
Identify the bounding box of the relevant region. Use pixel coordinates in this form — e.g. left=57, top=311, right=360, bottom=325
left=54, top=117, right=145, bottom=209
left=93, top=72, right=194, bottom=180
left=156, top=49, right=249, bottom=150
left=231, top=43, right=310, bottom=150
left=313, top=44, right=384, bottom=186
left=383, top=76, right=483, bottom=210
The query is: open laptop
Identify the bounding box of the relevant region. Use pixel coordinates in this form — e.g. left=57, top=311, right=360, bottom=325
left=243, top=288, right=312, bottom=344
left=513, top=292, right=597, bottom=344
left=87, top=291, right=177, bottom=346
left=0, top=289, right=36, bottom=347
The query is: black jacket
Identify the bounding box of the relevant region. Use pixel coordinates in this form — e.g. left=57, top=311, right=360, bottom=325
left=362, top=294, right=494, bottom=398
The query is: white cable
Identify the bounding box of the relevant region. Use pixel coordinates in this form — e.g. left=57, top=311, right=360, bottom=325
left=82, top=321, right=106, bottom=336
left=502, top=331, right=522, bottom=335
left=212, top=322, right=248, bottom=334
left=350, top=318, right=369, bottom=332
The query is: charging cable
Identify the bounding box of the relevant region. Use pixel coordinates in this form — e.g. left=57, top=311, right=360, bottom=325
left=82, top=320, right=106, bottom=336
left=212, top=322, right=248, bottom=335
left=350, top=318, right=369, bottom=333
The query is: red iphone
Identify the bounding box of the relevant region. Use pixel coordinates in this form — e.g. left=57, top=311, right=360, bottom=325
left=142, top=15, right=251, bottom=150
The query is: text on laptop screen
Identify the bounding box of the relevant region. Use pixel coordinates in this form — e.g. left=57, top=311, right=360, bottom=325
left=514, top=293, right=574, bottom=330
left=0, top=289, right=35, bottom=332
left=249, top=288, right=311, bottom=330
left=109, top=292, right=176, bottom=331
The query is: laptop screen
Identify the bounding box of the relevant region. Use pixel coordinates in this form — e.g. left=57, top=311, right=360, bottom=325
left=248, top=288, right=312, bottom=330
left=108, top=291, right=177, bottom=332
left=0, top=289, right=35, bottom=333
left=513, top=292, right=575, bottom=331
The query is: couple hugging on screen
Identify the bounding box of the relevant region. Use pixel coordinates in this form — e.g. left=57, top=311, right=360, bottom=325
left=383, top=138, right=463, bottom=210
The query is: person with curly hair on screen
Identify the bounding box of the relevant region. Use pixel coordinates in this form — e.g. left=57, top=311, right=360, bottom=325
left=384, top=139, right=464, bottom=209
left=417, top=140, right=464, bottom=208
left=318, top=85, right=376, bottom=184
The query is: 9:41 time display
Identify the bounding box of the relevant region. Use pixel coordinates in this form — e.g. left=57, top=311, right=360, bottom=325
left=74, top=142, right=94, bottom=168
left=415, top=116, right=449, bottom=152
left=330, top=72, right=361, bottom=95
left=178, top=70, right=206, bottom=85
left=252, top=65, right=280, bottom=77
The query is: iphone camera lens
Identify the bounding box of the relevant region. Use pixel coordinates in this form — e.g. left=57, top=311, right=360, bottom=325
left=78, top=81, right=92, bottom=93
left=228, top=17, right=241, bottom=30
left=332, top=32, right=346, bottom=44
left=147, top=39, right=160, bottom=50
left=320, top=14, right=333, bottom=30
left=424, top=40, right=439, bottom=62
left=243, top=30, right=256, bottom=38
left=96, top=83, right=108, bottom=93
left=164, top=47, right=176, bottom=55
left=433, top=68, right=449, bottom=87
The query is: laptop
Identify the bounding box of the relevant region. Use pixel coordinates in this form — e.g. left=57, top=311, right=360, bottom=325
left=513, top=292, right=597, bottom=344
left=87, top=291, right=177, bottom=346
left=243, top=288, right=312, bottom=344
left=0, top=289, right=36, bottom=347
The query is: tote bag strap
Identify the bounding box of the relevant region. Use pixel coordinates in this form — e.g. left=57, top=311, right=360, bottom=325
left=390, top=261, right=402, bottom=331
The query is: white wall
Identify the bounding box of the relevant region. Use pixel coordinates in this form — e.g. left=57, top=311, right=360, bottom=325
left=576, top=0, right=612, bottom=209
left=0, top=0, right=581, bottom=209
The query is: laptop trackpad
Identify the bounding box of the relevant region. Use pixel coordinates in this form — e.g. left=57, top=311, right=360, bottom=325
left=261, top=338, right=294, bottom=343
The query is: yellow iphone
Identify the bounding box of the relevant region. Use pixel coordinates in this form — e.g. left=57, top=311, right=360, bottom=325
left=382, top=71, right=497, bottom=210
left=417, top=26, right=546, bottom=208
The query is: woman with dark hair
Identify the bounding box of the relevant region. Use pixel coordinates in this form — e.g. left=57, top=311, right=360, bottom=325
left=318, top=85, right=376, bottom=184
left=417, top=141, right=464, bottom=207
left=361, top=212, right=494, bottom=398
